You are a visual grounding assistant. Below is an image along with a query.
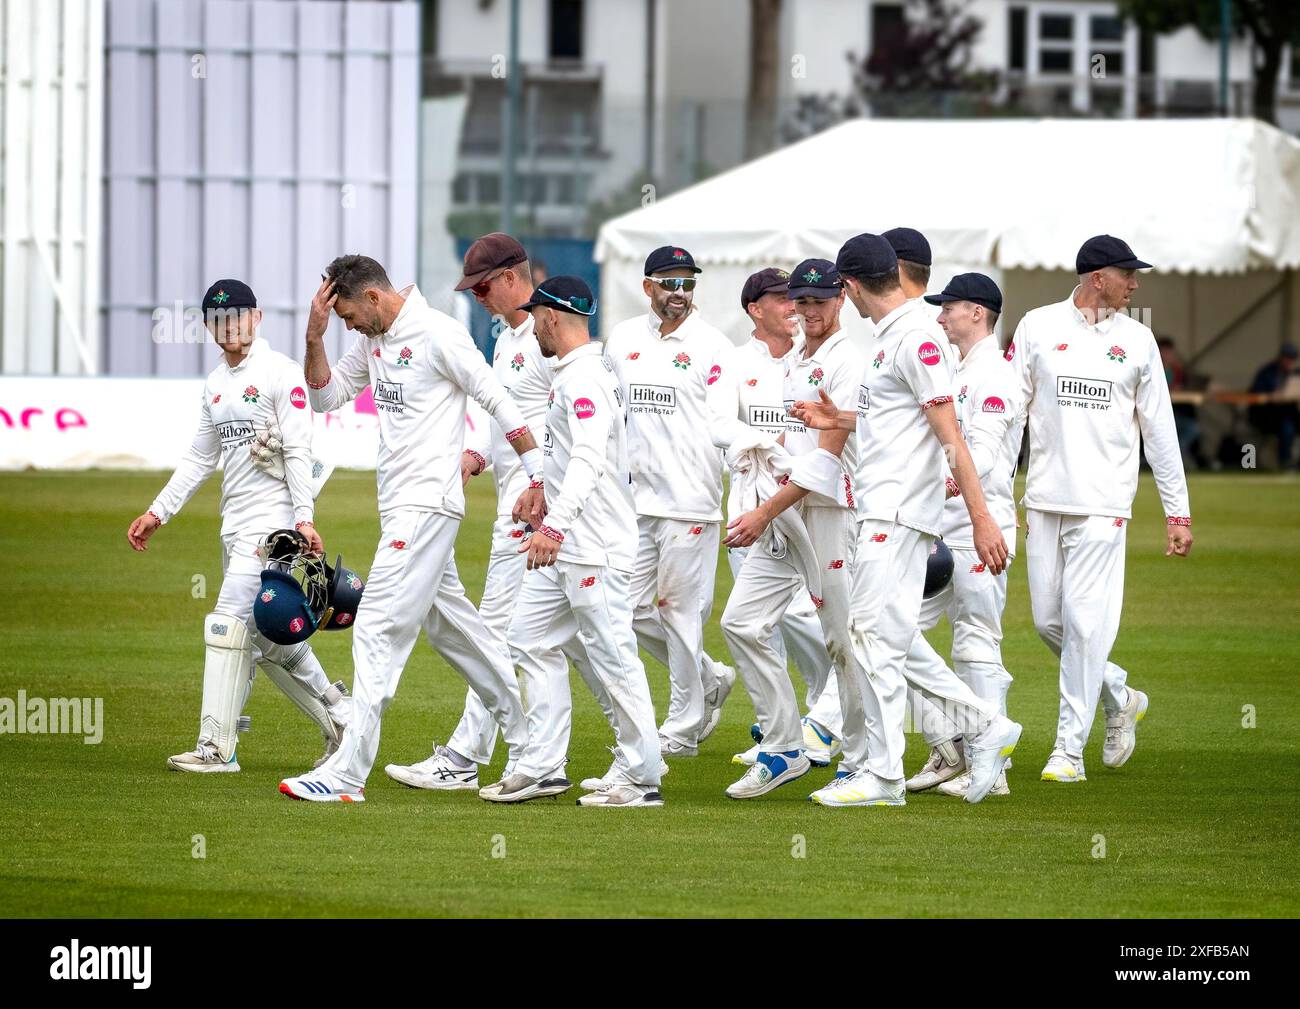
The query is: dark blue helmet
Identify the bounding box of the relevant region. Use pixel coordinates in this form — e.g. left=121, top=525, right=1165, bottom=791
left=322, top=556, right=365, bottom=630
left=924, top=539, right=955, bottom=599
left=252, top=530, right=329, bottom=645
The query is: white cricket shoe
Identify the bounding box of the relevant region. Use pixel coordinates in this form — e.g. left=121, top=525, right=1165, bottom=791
left=385, top=742, right=479, bottom=791
left=801, top=717, right=841, bottom=767
left=313, top=680, right=351, bottom=770
left=659, top=734, right=699, bottom=758
left=732, top=743, right=760, bottom=766
left=579, top=748, right=668, bottom=791
left=1040, top=748, right=1087, bottom=783
left=936, top=767, right=1009, bottom=798
left=167, top=742, right=239, bottom=774
left=724, top=751, right=811, bottom=799
left=278, top=772, right=364, bottom=803
left=965, top=715, right=1022, bottom=804
left=577, top=784, right=664, bottom=808
left=808, top=769, right=905, bottom=808
left=905, top=738, right=964, bottom=792
left=479, top=771, right=572, bottom=804
left=698, top=661, right=737, bottom=742
left=1103, top=688, right=1148, bottom=768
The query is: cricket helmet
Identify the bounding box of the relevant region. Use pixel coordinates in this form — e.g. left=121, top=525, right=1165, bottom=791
left=252, top=529, right=329, bottom=645
left=923, top=539, right=955, bottom=599
left=321, top=556, right=365, bottom=630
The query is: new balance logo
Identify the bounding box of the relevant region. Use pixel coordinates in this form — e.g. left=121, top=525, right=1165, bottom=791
left=580, top=576, right=597, bottom=588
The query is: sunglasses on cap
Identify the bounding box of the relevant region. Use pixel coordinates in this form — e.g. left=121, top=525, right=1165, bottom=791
left=649, top=277, right=696, bottom=293
left=535, top=288, right=595, bottom=316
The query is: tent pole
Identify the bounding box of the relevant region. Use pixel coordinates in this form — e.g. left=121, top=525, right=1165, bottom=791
left=1186, top=274, right=1287, bottom=369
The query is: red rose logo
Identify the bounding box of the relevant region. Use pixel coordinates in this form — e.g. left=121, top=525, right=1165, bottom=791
left=580, top=576, right=596, bottom=588
left=398, top=346, right=413, bottom=366
left=242, top=385, right=259, bottom=403
left=212, top=394, right=221, bottom=404
left=707, top=364, right=722, bottom=386
left=827, top=559, right=844, bottom=570
left=872, top=349, right=885, bottom=370
left=259, top=590, right=274, bottom=603
left=574, top=397, right=596, bottom=419
left=918, top=342, right=941, bottom=367
left=289, top=617, right=304, bottom=634
left=808, top=366, right=824, bottom=386
left=290, top=387, right=307, bottom=409
left=1107, top=345, right=1127, bottom=363
left=511, top=353, right=525, bottom=372
left=373, top=349, right=381, bottom=358
left=982, top=396, right=1006, bottom=414
left=673, top=352, right=691, bottom=370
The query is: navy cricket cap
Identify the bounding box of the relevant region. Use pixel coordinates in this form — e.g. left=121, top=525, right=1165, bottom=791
left=1076, top=235, right=1152, bottom=274
left=516, top=275, right=597, bottom=316
left=835, top=233, right=898, bottom=279
left=202, top=279, right=256, bottom=312
left=644, top=245, right=702, bottom=276
left=883, top=227, right=932, bottom=267
left=741, top=267, right=791, bottom=309
left=787, top=259, right=841, bottom=300
left=924, top=272, right=1003, bottom=314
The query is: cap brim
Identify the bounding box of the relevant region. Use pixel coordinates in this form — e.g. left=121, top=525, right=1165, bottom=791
left=646, top=265, right=703, bottom=276
left=515, top=299, right=592, bottom=316
left=788, top=286, right=841, bottom=301
left=454, top=266, right=495, bottom=292
left=1115, top=258, right=1153, bottom=270
left=922, top=293, right=957, bottom=305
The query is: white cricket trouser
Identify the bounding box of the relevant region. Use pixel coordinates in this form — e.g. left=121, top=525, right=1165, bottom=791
left=725, top=545, right=833, bottom=710
left=507, top=562, right=661, bottom=787
left=208, top=531, right=334, bottom=742
left=320, top=509, right=535, bottom=788
left=1026, top=509, right=1130, bottom=760
left=910, top=549, right=1014, bottom=746
left=721, top=505, right=856, bottom=755
left=629, top=516, right=723, bottom=746
left=446, top=515, right=529, bottom=764
left=845, top=519, right=993, bottom=782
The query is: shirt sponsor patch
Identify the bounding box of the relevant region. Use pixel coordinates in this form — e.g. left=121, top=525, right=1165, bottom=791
left=574, top=397, right=596, bottom=419
left=1056, top=375, right=1113, bottom=409
left=374, top=379, right=405, bottom=412
left=216, top=419, right=256, bottom=449
left=747, top=405, right=786, bottom=430
left=857, top=385, right=870, bottom=414
left=707, top=364, right=722, bottom=386
left=982, top=395, right=1006, bottom=414
left=628, top=384, right=677, bottom=412
left=1004, top=339, right=1015, bottom=362
left=918, top=341, right=941, bottom=367
left=290, top=387, right=307, bottom=409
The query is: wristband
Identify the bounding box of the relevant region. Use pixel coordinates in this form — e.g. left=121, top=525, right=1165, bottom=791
left=1166, top=516, right=1191, bottom=526
left=945, top=477, right=961, bottom=497
left=148, top=510, right=163, bottom=525
left=465, top=449, right=487, bottom=475
left=539, top=524, right=564, bottom=543
left=520, top=447, right=543, bottom=480
left=296, top=520, right=314, bottom=532
left=529, top=478, right=544, bottom=490
left=504, top=426, right=530, bottom=442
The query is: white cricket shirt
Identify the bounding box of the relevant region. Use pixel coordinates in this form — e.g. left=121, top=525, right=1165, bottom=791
left=783, top=329, right=865, bottom=511
left=541, top=342, right=637, bottom=572
left=604, top=310, right=734, bottom=522
left=1009, top=289, right=1190, bottom=521
left=485, top=314, right=553, bottom=519
left=856, top=301, right=955, bottom=536
left=150, top=337, right=315, bottom=536
left=309, top=285, right=530, bottom=518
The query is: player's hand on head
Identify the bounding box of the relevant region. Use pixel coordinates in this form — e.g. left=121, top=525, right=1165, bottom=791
left=127, top=512, right=161, bottom=552
left=306, top=276, right=337, bottom=342
left=1166, top=523, right=1193, bottom=558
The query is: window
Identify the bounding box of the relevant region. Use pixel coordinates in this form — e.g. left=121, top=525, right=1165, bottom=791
left=452, top=173, right=471, bottom=204
left=1094, top=50, right=1124, bottom=75
left=1290, top=45, right=1300, bottom=89
left=1009, top=7, right=1027, bottom=72
left=870, top=3, right=906, bottom=63
left=1139, top=28, right=1155, bottom=76
left=1039, top=14, right=1073, bottom=40
left=1090, top=15, right=1123, bottom=42
left=549, top=0, right=584, bottom=61
left=1040, top=49, right=1072, bottom=73
left=477, top=173, right=500, bottom=204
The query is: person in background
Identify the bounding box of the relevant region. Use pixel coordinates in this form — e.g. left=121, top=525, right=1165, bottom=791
left=1249, top=342, right=1299, bottom=470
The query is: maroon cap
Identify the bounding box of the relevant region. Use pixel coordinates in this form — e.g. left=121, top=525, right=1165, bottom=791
left=455, top=232, right=528, bottom=291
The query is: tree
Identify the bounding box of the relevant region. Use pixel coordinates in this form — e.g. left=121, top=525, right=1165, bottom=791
left=746, top=0, right=784, bottom=159
left=1117, top=0, right=1300, bottom=125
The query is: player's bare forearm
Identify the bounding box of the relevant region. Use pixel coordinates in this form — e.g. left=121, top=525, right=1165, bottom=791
left=790, top=388, right=855, bottom=431
left=724, top=480, right=808, bottom=547
left=507, top=430, right=539, bottom=455
left=303, top=277, right=336, bottom=388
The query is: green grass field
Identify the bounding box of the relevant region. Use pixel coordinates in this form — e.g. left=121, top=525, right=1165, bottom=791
left=1, top=470, right=1296, bottom=918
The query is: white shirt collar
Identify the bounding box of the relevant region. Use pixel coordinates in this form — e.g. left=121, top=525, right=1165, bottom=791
left=1066, top=286, right=1123, bottom=335
left=646, top=308, right=694, bottom=341
left=553, top=341, right=600, bottom=372
left=874, top=298, right=921, bottom=339
left=224, top=336, right=266, bottom=374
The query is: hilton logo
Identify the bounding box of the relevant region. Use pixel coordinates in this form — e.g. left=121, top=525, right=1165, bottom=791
left=748, top=405, right=786, bottom=430
left=216, top=419, right=255, bottom=448
left=628, top=384, right=677, bottom=409
left=1057, top=375, right=1112, bottom=407
left=857, top=385, right=870, bottom=414
left=374, top=380, right=405, bottom=409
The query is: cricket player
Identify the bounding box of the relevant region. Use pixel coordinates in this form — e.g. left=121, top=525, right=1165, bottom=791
left=722, top=267, right=840, bottom=768
left=789, top=235, right=1021, bottom=807
left=488, top=276, right=664, bottom=807
left=604, top=245, right=737, bottom=756
left=279, top=255, right=548, bottom=803
left=1010, top=235, right=1192, bottom=783
left=127, top=279, right=349, bottom=773
left=901, top=273, right=1024, bottom=798
left=383, top=233, right=551, bottom=792
left=721, top=259, right=864, bottom=799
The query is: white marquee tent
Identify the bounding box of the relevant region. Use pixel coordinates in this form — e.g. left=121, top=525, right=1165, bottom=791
left=596, top=118, right=1300, bottom=386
